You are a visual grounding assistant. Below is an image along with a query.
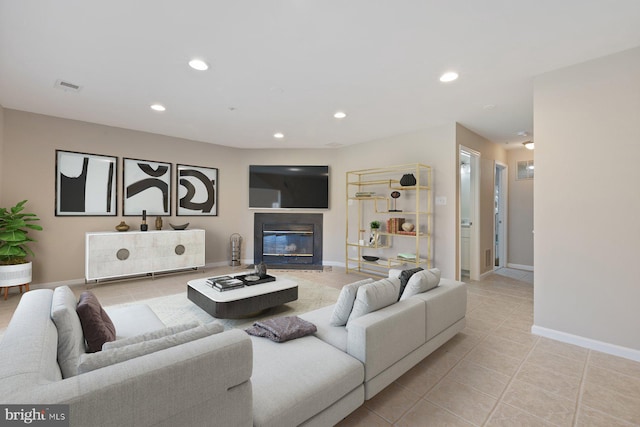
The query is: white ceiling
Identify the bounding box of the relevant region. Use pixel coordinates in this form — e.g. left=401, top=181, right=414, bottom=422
left=1, top=1, right=640, bottom=150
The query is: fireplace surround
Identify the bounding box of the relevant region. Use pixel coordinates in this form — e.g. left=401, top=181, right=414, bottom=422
left=254, top=213, right=323, bottom=270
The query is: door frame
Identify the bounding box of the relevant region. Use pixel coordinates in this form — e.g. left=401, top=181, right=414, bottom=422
left=494, top=161, right=508, bottom=269
left=459, top=146, right=480, bottom=281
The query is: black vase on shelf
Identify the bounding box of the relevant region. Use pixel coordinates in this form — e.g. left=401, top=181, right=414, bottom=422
left=400, top=173, right=417, bottom=186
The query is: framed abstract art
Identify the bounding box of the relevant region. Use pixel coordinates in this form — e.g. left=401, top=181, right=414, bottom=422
left=55, top=150, right=117, bottom=216
left=123, top=157, right=172, bottom=216
left=176, top=164, right=218, bottom=216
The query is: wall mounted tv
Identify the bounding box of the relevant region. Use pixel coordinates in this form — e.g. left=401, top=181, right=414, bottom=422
left=249, top=165, right=329, bottom=209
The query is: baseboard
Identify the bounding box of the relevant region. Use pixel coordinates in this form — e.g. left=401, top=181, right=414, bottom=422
left=531, top=325, right=640, bottom=362
left=506, top=263, right=534, bottom=272
left=479, top=270, right=494, bottom=280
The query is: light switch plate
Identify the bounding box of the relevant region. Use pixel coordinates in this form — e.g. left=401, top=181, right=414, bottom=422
left=435, top=196, right=447, bottom=205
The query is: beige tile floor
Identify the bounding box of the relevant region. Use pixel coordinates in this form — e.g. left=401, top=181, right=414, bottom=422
left=1, top=267, right=639, bottom=426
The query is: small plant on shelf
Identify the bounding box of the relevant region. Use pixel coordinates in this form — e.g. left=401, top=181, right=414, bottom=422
left=369, top=220, right=381, bottom=230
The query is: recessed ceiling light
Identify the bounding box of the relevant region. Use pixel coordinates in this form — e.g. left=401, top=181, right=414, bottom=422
left=517, top=131, right=528, bottom=137
left=150, top=104, right=166, bottom=112
left=482, top=104, right=496, bottom=110
left=439, top=71, right=459, bottom=83
left=334, top=111, right=347, bottom=119
left=273, top=132, right=284, bottom=139
left=188, top=59, right=209, bottom=71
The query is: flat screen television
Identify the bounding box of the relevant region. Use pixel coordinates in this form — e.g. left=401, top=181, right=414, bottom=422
left=249, top=165, right=329, bottom=209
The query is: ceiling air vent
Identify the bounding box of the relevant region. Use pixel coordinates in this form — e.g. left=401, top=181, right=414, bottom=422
left=54, top=79, right=82, bottom=92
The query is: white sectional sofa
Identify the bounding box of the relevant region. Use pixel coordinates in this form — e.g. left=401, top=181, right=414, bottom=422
left=0, top=269, right=466, bottom=427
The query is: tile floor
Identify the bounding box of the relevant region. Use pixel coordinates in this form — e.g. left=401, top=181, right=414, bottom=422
left=1, top=267, right=639, bottom=426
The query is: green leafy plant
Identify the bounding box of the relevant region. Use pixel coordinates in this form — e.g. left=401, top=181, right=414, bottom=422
left=369, top=220, right=381, bottom=229
left=0, top=200, right=43, bottom=265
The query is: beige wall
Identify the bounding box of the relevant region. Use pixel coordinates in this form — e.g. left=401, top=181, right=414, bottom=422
left=456, top=124, right=507, bottom=276
left=1, top=109, right=459, bottom=284
left=507, top=148, right=534, bottom=268
left=534, top=46, right=640, bottom=354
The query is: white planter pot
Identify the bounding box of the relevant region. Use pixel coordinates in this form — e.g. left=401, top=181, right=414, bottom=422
left=0, top=262, right=32, bottom=287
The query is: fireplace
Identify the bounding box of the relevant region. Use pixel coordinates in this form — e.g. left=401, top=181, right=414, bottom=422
left=254, top=213, right=323, bottom=270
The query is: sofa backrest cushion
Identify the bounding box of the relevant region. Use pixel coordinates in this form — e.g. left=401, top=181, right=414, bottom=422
left=50, top=286, right=86, bottom=378
left=399, top=268, right=441, bottom=301
left=77, top=322, right=224, bottom=374
left=329, top=278, right=374, bottom=326
left=76, top=291, right=116, bottom=353
left=102, top=321, right=201, bottom=350
left=346, top=278, right=400, bottom=328
left=0, top=290, right=62, bottom=397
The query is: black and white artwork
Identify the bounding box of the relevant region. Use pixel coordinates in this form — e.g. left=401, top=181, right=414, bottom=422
left=177, top=164, right=218, bottom=216
left=123, top=158, right=172, bottom=216
left=55, top=150, right=117, bottom=216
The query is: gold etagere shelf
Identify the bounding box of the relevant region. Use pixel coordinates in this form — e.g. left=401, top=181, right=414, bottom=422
left=346, top=163, right=432, bottom=277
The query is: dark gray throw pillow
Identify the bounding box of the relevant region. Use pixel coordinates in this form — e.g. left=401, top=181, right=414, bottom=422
left=76, top=291, right=116, bottom=353
left=398, top=267, right=424, bottom=300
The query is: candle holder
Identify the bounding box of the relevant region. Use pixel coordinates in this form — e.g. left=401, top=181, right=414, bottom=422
left=140, top=210, right=148, bottom=231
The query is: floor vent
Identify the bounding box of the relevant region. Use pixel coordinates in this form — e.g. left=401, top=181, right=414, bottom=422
left=54, top=79, right=82, bottom=92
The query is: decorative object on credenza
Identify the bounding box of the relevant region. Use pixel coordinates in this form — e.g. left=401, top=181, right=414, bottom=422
left=115, top=221, right=130, bottom=232
left=362, top=256, right=379, bottom=262
left=402, top=222, right=415, bottom=232
left=177, top=163, right=218, bottom=216
left=0, top=200, right=42, bottom=297
left=55, top=150, right=118, bottom=216
left=255, top=261, right=268, bottom=278
left=140, top=210, right=148, bottom=231
left=400, top=173, right=416, bottom=187
left=169, top=223, right=189, bottom=230
left=389, top=191, right=402, bottom=212
left=123, top=157, right=172, bottom=217
left=155, top=216, right=163, bottom=230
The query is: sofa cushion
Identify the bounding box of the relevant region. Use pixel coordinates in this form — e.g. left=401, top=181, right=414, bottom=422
left=329, top=278, right=374, bottom=326
left=300, top=305, right=348, bottom=352
left=77, top=322, right=223, bottom=374
left=346, top=278, right=400, bottom=328
left=76, top=291, right=116, bottom=353
left=398, top=267, right=423, bottom=300
left=105, top=304, right=166, bottom=339
left=250, top=335, right=364, bottom=427
left=50, top=286, right=86, bottom=378
left=400, top=268, right=441, bottom=301
left=102, top=321, right=203, bottom=350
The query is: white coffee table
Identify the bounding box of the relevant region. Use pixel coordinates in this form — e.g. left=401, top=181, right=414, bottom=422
left=187, top=274, right=298, bottom=318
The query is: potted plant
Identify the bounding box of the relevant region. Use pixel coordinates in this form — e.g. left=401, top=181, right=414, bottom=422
left=0, top=200, right=43, bottom=290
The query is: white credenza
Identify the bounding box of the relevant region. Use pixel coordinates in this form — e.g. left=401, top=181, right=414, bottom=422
left=85, top=229, right=205, bottom=282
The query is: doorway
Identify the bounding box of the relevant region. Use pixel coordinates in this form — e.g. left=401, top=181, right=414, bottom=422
left=494, top=162, right=507, bottom=269
left=459, top=147, right=480, bottom=281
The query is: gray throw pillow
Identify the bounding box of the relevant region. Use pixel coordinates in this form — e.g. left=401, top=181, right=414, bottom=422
left=102, top=321, right=202, bottom=350
left=346, top=278, right=401, bottom=328
left=330, top=278, right=375, bottom=326
left=400, top=268, right=441, bottom=300
left=50, top=286, right=86, bottom=378
left=78, top=322, right=224, bottom=374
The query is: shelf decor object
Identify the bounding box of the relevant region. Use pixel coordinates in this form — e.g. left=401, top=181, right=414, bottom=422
left=346, top=163, right=432, bottom=276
